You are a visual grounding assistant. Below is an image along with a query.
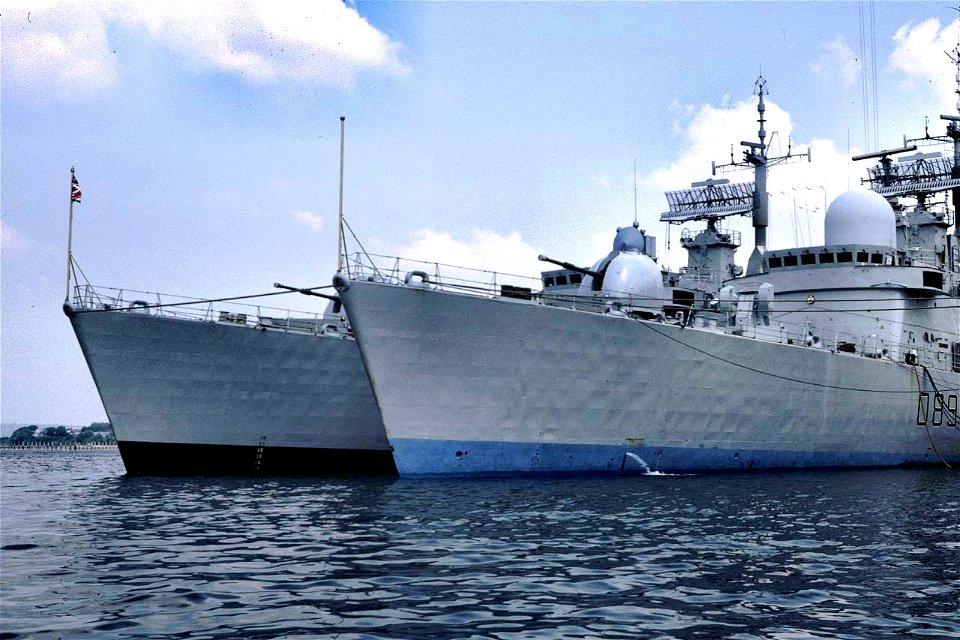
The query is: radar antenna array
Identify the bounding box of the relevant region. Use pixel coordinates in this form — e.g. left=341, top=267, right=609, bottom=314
left=863, top=151, right=960, bottom=198
left=660, top=178, right=755, bottom=223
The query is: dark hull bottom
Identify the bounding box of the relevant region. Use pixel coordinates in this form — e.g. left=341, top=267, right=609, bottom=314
left=118, top=441, right=399, bottom=477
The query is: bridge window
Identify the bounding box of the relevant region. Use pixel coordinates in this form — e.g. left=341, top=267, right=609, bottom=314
left=870, top=253, right=884, bottom=264
left=555, top=275, right=568, bottom=286
left=768, top=256, right=783, bottom=269
left=856, top=251, right=869, bottom=263
left=570, top=273, right=582, bottom=285
left=837, top=252, right=853, bottom=263
left=783, top=255, right=798, bottom=267
left=819, top=253, right=834, bottom=264
left=543, top=277, right=555, bottom=287
left=801, top=254, right=816, bottom=265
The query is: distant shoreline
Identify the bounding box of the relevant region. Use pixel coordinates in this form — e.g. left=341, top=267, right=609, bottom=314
left=0, top=423, right=97, bottom=438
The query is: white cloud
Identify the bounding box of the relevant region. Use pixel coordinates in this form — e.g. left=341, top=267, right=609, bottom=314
left=891, top=18, right=959, bottom=113
left=647, top=96, right=797, bottom=192
left=0, top=220, right=36, bottom=253
left=123, top=0, right=408, bottom=85
left=372, top=228, right=545, bottom=288
left=1, top=0, right=408, bottom=103
left=292, top=209, right=323, bottom=232
left=810, top=38, right=861, bottom=87
left=2, top=2, right=117, bottom=104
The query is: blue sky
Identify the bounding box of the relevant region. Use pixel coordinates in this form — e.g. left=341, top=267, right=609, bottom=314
left=2, top=1, right=956, bottom=426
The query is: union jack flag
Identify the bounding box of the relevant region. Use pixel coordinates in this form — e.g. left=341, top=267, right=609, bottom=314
left=71, top=172, right=82, bottom=203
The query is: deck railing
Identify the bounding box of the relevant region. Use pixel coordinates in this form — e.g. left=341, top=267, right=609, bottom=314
left=69, top=284, right=343, bottom=337
left=342, top=251, right=543, bottom=298
left=341, top=251, right=956, bottom=371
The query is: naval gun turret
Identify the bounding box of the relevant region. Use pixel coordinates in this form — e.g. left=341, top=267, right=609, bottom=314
left=539, top=223, right=664, bottom=318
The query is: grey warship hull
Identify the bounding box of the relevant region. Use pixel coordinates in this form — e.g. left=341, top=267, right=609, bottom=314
left=334, top=74, right=960, bottom=478
left=337, top=277, right=960, bottom=477
left=67, top=307, right=394, bottom=476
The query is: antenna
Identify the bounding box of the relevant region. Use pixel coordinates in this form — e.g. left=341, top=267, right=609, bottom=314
left=754, top=75, right=767, bottom=150
left=867, top=151, right=960, bottom=198
left=660, top=178, right=755, bottom=223
left=337, top=116, right=345, bottom=274
left=710, top=76, right=810, bottom=275
left=633, top=158, right=638, bottom=225
left=950, top=9, right=960, bottom=218
left=851, top=144, right=918, bottom=162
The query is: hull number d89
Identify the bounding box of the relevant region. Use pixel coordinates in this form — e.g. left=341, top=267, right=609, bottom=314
left=917, top=392, right=959, bottom=428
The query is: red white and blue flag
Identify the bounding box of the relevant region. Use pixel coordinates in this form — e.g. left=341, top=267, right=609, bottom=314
left=71, top=173, right=82, bottom=203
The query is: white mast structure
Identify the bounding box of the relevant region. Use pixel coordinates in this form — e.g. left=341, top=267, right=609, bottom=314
left=713, top=76, right=809, bottom=276
left=337, top=116, right=346, bottom=273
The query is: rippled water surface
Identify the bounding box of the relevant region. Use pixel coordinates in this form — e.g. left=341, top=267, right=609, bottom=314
left=1, top=451, right=959, bottom=639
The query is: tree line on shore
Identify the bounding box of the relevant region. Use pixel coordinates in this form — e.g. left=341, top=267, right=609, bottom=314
left=2, top=423, right=116, bottom=446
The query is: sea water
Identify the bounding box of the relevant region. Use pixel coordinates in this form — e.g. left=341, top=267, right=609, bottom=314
left=1, top=450, right=958, bottom=639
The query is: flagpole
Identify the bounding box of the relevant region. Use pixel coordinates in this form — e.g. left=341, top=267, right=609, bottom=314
left=337, top=116, right=345, bottom=273
left=65, top=167, right=76, bottom=303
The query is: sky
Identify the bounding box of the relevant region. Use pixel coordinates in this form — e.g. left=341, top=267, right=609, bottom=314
left=2, top=0, right=957, bottom=426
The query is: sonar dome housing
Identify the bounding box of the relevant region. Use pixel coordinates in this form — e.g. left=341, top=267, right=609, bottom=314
left=824, top=189, right=896, bottom=248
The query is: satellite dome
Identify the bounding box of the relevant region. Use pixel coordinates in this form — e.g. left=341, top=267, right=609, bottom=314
left=602, top=250, right=664, bottom=313
left=824, top=189, right=896, bottom=248
left=613, top=223, right=646, bottom=253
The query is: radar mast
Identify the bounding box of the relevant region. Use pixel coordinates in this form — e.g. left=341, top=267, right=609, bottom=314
left=713, top=77, right=811, bottom=275
left=664, top=77, right=810, bottom=283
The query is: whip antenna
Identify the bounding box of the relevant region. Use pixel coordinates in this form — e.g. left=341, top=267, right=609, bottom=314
left=337, top=116, right=347, bottom=274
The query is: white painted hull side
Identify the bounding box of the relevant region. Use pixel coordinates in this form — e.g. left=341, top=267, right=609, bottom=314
left=339, top=279, right=960, bottom=476
left=68, top=309, right=393, bottom=475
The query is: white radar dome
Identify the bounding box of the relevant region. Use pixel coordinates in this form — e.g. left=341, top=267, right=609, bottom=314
left=602, top=251, right=664, bottom=313
left=824, top=189, right=896, bottom=248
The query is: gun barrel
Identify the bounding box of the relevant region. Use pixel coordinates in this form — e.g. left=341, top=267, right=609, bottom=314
left=537, top=255, right=602, bottom=279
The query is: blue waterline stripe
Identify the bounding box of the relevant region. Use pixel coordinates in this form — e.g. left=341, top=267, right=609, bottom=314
left=389, top=438, right=960, bottom=477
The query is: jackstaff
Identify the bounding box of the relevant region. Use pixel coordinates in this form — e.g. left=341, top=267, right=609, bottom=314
left=64, top=167, right=81, bottom=303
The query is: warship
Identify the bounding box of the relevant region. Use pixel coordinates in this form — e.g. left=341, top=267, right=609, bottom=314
left=335, top=78, right=960, bottom=477
left=63, top=118, right=395, bottom=476
left=64, top=286, right=394, bottom=475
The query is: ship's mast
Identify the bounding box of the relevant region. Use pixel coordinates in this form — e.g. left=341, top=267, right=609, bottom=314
left=744, top=76, right=769, bottom=276
left=337, top=116, right=346, bottom=273
left=943, top=44, right=960, bottom=231
left=712, top=76, right=810, bottom=276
